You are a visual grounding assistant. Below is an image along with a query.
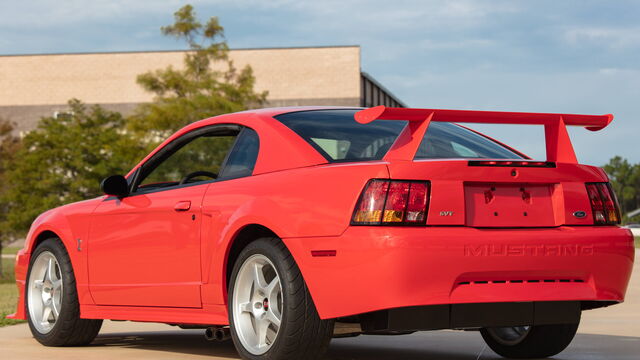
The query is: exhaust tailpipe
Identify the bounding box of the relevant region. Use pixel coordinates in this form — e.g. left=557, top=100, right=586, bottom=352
left=205, top=327, right=231, bottom=342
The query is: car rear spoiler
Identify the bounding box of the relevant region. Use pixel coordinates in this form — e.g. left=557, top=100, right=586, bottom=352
left=355, top=106, right=614, bottom=163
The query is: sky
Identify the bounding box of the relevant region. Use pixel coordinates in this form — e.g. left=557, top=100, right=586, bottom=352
left=0, top=0, right=638, bottom=166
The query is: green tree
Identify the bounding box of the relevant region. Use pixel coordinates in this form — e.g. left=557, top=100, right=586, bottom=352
left=0, top=119, right=21, bottom=276
left=130, top=4, right=267, bottom=146
left=0, top=100, right=144, bottom=238
left=603, top=156, right=640, bottom=220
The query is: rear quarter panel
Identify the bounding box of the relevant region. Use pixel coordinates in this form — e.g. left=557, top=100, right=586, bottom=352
left=200, top=162, right=390, bottom=304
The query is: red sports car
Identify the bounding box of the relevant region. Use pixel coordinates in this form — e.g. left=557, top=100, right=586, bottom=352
left=9, top=106, right=634, bottom=360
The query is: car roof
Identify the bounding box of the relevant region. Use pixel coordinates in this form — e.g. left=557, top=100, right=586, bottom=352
left=126, top=107, right=354, bottom=178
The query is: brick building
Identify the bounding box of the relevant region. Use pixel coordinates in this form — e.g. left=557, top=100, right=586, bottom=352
left=0, top=46, right=405, bottom=134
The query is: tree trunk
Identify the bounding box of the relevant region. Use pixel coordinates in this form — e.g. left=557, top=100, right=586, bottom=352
left=0, top=242, right=4, bottom=277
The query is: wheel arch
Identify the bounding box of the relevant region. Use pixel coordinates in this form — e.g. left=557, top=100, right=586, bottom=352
left=21, top=218, right=92, bottom=304
left=224, top=224, right=280, bottom=292
left=28, top=230, right=62, bottom=253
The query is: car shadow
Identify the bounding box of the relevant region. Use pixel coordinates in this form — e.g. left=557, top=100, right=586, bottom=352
left=90, top=330, right=640, bottom=360
left=91, top=329, right=239, bottom=358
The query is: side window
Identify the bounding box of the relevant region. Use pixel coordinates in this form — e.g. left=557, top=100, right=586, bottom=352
left=136, top=129, right=238, bottom=191
left=219, top=128, right=260, bottom=180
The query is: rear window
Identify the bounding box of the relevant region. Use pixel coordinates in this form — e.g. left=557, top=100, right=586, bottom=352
left=275, top=109, right=407, bottom=162
left=415, top=122, right=524, bottom=160
left=275, top=109, right=523, bottom=162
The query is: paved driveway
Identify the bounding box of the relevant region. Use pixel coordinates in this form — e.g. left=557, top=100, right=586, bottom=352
left=1, top=250, right=638, bottom=360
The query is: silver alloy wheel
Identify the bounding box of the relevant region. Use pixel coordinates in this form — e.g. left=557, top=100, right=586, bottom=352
left=232, top=254, right=283, bottom=355
left=27, top=251, right=63, bottom=334
left=487, top=326, right=531, bottom=346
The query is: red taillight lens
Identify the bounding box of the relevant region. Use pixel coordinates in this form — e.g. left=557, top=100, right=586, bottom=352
left=352, top=180, right=389, bottom=224
left=406, top=182, right=428, bottom=223
left=586, top=182, right=621, bottom=225
left=352, top=179, right=430, bottom=225
left=586, top=183, right=605, bottom=224
left=383, top=182, right=410, bottom=223
left=597, top=183, right=621, bottom=224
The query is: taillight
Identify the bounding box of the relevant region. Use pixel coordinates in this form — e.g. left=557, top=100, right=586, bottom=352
left=586, top=182, right=621, bottom=225
left=406, top=182, right=428, bottom=223
left=352, top=179, right=430, bottom=225
left=352, top=180, right=388, bottom=224
left=586, top=184, right=605, bottom=224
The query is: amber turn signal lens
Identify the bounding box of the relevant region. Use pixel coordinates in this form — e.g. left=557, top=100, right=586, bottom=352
left=586, top=182, right=621, bottom=225
left=352, top=179, right=430, bottom=225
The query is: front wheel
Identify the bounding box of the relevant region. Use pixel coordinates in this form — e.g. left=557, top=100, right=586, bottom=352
left=228, top=237, right=334, bottom=360
left=26, top=238, right=103, bottom=346
left=480, top=321, right=580, bottom=359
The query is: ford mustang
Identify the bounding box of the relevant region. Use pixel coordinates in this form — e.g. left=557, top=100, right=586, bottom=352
left=9, top=106, right=634, bottom=360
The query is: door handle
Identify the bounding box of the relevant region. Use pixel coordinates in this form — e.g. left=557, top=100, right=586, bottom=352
left=174, top=201, right=191, bottom=212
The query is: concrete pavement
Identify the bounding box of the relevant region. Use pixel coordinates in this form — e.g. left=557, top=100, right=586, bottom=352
left=1, top=250, right=638, bottom=359
left=1, top=320, right=638, bottom=360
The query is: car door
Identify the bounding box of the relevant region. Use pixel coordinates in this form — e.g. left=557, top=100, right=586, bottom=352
left=88, top=124, right=240, bottom=308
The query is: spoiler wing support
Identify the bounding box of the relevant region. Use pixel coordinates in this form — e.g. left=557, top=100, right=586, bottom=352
left=355, top=106, right=614, bottom=163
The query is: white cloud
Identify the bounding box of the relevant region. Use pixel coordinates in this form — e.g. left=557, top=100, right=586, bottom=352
left=0, top=0, right=206, bottom=28
left=564, top=27, right=640, bottom=49
left=211, top=0, right=521, bottom=33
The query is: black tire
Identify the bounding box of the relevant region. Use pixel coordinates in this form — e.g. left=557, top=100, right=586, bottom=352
left=228, top=237, right=334, bottom=360
left=26, top=238, right=103, bottom=346
left=480, top=321, right=580, bottom=359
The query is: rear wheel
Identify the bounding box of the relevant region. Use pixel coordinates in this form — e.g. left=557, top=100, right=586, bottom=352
left=26, top=238, right=102, bottom=346
left=480, top=321, right=579, bottom=359
left=228, top=237, right=334, bottom=360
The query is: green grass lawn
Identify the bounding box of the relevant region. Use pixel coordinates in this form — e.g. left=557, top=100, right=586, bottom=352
left=1, top=246, right=21, bottom=255
left=0, top=258, right=15, bottom=284
left=0, top=253, right=23, bottom=327
left=1, top=246, right=20, bottom=285
left=0, top=283, right=22, bottom=327
left=635, top=236, right=640, bottom=248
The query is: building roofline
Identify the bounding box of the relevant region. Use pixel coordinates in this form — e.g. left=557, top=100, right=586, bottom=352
left=360, top=71, right=408, bottom=108
left=0, top=45, right=361, bottom=58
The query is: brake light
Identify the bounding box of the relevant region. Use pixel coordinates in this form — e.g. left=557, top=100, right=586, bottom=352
left=352, top=180, right=388, bottom=223
left=406, top=182, right=428, bottom=223
left=383, top=182, right=410, bottom=223
left=586, top=182, right=621, bottom=225
left=468, top=160, right=555, bottom=168
left=597, top=183, right=621, bottom=224
left=586, top=184, right=605, bottom=224
left=352, top=180, right=430, bottom=225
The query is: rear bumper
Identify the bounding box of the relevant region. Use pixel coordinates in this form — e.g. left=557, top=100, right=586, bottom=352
left=283, top=226, right=634, bottom=319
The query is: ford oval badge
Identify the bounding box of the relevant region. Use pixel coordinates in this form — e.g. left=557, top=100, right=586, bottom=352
left=573, top=211, right=587, bottom=219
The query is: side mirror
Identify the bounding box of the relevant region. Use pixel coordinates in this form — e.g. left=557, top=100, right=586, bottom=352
left=100, top=175, right=129, bottom=197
